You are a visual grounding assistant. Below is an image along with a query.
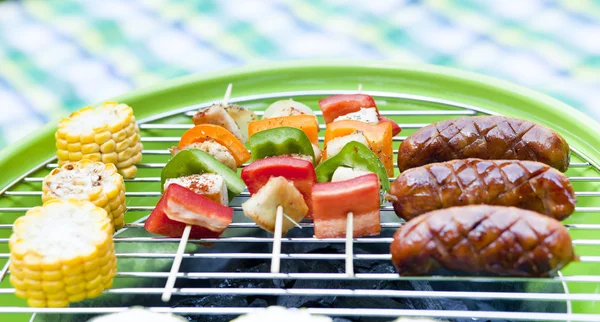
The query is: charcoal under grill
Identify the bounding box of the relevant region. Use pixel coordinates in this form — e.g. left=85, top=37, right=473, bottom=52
left=1, top=84, right=599, bottom=322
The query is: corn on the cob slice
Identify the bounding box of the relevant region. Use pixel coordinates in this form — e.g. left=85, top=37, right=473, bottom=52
left=9, top=200, right=117, bottom=308
left=42, top=160, right=126, bottom=230
left=56, top=102, right=142, bottom=179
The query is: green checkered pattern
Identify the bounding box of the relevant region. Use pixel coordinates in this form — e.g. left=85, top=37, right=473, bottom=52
left=0, top=0, right=598, bottom=150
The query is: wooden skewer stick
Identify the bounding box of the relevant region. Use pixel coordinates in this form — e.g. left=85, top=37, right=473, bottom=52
left=346, top=212, right=354, bottom=276
left=223, top=83, right=233, bottom=105
left=357, top=84, right=363, bottom=94
left=271, top=205, right=284, bottom=273
left=284, top=213, right=302, bottom=229
left=162, top=224, right=192, bottom=302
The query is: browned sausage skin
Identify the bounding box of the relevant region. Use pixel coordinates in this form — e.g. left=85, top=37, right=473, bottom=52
left=387, top=159, right=576, bottom=221
left=397, top=116, right=570, bottom=172
left=391, top=205, right=575, bottom=277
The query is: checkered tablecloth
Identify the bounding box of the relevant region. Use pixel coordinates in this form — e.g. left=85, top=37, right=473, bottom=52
left=0, top=0, right=598, bottom=150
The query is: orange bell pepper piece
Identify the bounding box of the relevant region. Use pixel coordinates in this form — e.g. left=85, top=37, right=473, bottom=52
left=248, top=115, right=319, bottom=144
left=179, top=124, right=250, bottom=167
left=324, top=120, right=393, bottom=176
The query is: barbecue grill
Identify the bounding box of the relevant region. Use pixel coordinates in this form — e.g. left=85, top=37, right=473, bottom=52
left=1, top=63, right=599, bottom=322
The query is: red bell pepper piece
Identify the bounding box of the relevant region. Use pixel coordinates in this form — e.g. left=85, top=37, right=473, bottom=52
left=319, top=94, right=376, bottom=123
left=144, top=184, right=233, bottom=239
left=241, top=156, right=316, bottom=218
left=378, top=116, right=401, bottom=136
left=311, top=173, right=381, bottom=239
left=318, top=94, right=401, bottom=136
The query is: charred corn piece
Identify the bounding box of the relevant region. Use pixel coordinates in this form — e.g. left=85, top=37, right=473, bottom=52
left=55, top=102, right=142, bottom=179
left=42, top=160, right=126, bottom=230
left=9, top=200, right=117, bottom=308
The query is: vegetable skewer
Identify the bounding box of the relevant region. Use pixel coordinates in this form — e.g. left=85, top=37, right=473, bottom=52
left=159, top=84, right=243, bottom=301
left=243, top=131, right=317, bottom=273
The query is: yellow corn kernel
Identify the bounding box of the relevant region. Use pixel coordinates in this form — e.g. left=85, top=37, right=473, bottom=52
left=47, top=299, right=69, bottom=308
left=83, top=258, right=100, bottom=272
left=129, top=133, right=140, bottom=147
left=64, top=274, right=84, bottom=286
left=9, top=266, right=24, bottom=280
left=119, top=165, right=137, bottom=179
left=15, top=289, right=27, bottom=299
left=26, top=289, right=47, bottom=300
left=41, top=257, right=62, bottom=271
left=24, top=278, right=43, bottom=291
left=28, top=299, right=47, bottom=308
left=109, top=198, right=124, bottom=214
left=86, top=275, right=102, bottom=291
left=9, top=243, right=27, bottom=260
left=93, top=194, right=109, bottom=208
left=55, top=128, right=67, bottom=140
left=112, top=215, right=125, bottom=230
left=81, top=143, right=100, bottom=154
left=56, top=149, right=69, bottom=160
left=67, top=142, right=81, bottom=152
left=56, top=139, right=68, bottom=150
left=68, top=151, right=83, bottom=161
left=95, top=131, right=112, bottom=145
left=133, top=151, right=143, bottom=163
left=62, top=264, right=85, bottom=277
left=10, top=275, right=25, bottom=289
left=22, top=267, right=43, bottom=280
left=107, top=121, right=124, bottom=133
left=87, top=287, right=103, bottom=299
left=46, top=291, right=68, bottom=301
left=103, top=276, right=114, bottom=289
left=115, top=139, right=130, bottom=152
left=102, top=152, right=118, bottom=164
left=112, top=129, right=127, bottom=142
left=79, top=133, right=95, bottom=144
left=100, top=139, right=116, bottom=153
left=117, top=147, right=133, bottom=161
left=105, top=185, right=120, bottom=200
left=42, top=280, right=65, bottom=293
left=116, top=157, right=134, bottom=169
left=84, top=268, right=101, bottom=281
left=83, top=152, right=102, bottom=162
left=65, top=132, right=80, bottom=143
left=125, top=122, right=136, bottom=136
left=42, top=270, right=62, bottom=281
left=68, top=292, right=86, bottom=303
left=65, top=282, right=85, bottom=295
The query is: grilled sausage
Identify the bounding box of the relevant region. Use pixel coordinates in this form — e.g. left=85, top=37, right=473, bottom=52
left=397, top=116, right=570, bottom=172
left=386, top=159, right=576, bottom=221
left=390, top=205, right=575, bottom=276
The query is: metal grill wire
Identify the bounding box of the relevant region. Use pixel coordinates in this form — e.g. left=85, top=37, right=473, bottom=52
left=0, top=90, right=599, bottom=322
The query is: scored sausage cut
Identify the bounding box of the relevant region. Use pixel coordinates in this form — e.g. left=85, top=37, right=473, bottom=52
left=387, top=159, right=576, bottom=221
left=397, top=116, right=570, bottom=172
left=390, top=205, right=575, bottom=277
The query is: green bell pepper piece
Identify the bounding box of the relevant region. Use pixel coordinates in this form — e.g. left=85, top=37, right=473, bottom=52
left=249, top=127, right=315, bottom=164
left=315, top=141, right=390, bottom=192
left=160, top=148, right=245, bottom=201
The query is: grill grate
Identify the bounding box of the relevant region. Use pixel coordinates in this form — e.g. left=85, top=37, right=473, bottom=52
left=1, top=90, right=600, bottom=321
